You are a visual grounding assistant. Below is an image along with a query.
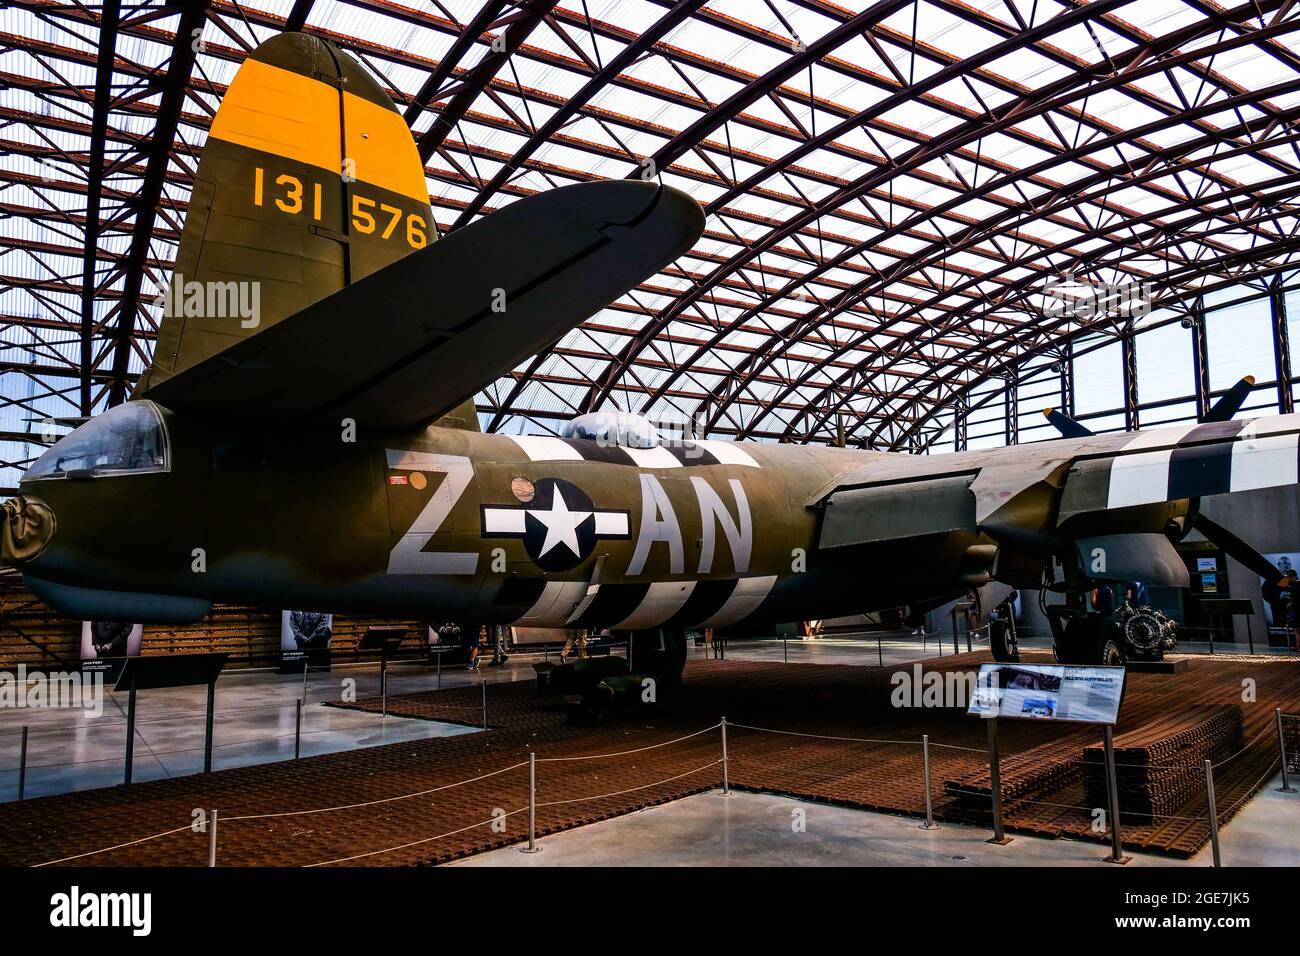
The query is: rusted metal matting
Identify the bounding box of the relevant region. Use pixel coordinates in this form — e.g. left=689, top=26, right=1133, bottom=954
left=2, top=651, right=1296, bottom=866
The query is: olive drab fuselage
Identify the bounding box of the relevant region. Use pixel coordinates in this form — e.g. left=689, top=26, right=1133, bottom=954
left=15, top=407, right=981, bottom=629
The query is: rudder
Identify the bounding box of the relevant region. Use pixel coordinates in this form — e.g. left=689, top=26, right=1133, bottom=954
left=136, top=32, right=433, bottom=394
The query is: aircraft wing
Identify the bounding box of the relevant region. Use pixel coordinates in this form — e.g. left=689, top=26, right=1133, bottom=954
left=141, top=180, right=704, bottom=428
left=809, top=416, right=1300, bottom=587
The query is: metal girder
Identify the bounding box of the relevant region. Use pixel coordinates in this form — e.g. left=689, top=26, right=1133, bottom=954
left=413, top=0, right=557, bottom=163
left=403, top=0, right=508, bottom=128
left=596, top=0, right=1295, bottom=432
left=78, top=0, right=120, bottom=417
left=284, top=0, right=315, bottom=32
left=1271, top=278, right=1294, bottom=413
left=821, top=174, right=1300, bottom=449
left=104, top=0, right=211, bottom=407
left=450, top=0, right=708, bottom=230
left=779, top=123, right=1300, bottom=446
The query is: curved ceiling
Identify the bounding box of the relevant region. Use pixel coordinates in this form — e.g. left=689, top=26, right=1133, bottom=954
left=4, top=0, right=1300, bottom=464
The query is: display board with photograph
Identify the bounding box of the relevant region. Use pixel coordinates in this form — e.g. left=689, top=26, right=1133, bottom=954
left=968, top=663, right=1126, bottom=724
left=428, top=621, right=462, bottom=663
left=1261, top=552, right=1299, bottom=628
left=80, top=621, right=142, bottom=681
left=280, top=610, right=333, bottom=671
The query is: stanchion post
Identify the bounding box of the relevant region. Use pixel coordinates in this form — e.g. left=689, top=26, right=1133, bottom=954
left=1102, top=724, right=1131, bottom=864
left=721, top=717, right=730, bottom=796
left=1276, top=708, right=1296, bottom=793
left=920, top=734, right=939, bottom=830
left=208, top=809, right=219, bottom=867
left=877, top=636, right=883, bottom=667
left=1204, top=759, right=1222, bottom=867
left=381, top=649, right=388, bottom=720
left=17, top=728, right=26, bottom=806
left=985, top=717, right=1012, bottom=845
left=481, top=675, right=487, bottom=730
left=294, top=698, right=302, bottom=760
left=124, top=669, right=137, bottom=786
left=521, top=752, right=541, bottom=853
left=301, top=661, right=309, bottom=702
left=203, top=676, right=216, bottom=774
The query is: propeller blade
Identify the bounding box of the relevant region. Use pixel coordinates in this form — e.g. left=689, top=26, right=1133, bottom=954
left=1204, top=375, right=1256, bottom=423
left=832, top=414, right=846, bottom=448
left=1192, top=511, right=1285, bottom=585
left=1043, top=407, right=1094, bottom=439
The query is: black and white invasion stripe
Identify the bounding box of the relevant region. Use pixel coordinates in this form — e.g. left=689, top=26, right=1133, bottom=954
left=1105, top=415, right=1300, bottom=509
left=504, top=434, right=760, bottom=469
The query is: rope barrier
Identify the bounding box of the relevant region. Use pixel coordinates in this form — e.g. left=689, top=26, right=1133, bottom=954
left=222, top=760, right=529, bottom=823
left=535, top=760, right=723, bottom=808
left=535, top=723, right=720, bottom=762
left=728, top=721, right=925, bottom=748
left=31, top=824, right=194, bottom=868
left=304, top=807, right=530, bottom=867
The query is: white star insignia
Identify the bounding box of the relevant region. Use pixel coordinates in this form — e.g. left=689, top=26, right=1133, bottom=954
left=530, top=487, right=591, bottom=557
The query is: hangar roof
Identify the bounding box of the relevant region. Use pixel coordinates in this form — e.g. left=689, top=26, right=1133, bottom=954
left=3, top=0, right=1300, bottom=472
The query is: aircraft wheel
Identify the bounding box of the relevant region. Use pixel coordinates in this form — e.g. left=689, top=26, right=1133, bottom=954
left=629, top=628, right=687, bottom=674
left=990, top=619, right=1019, bottom=663
left=1053, top=614, right=1101, bottom=664
left=1094, top=631, right=1126, bottom=666
left=664, top=626, right=687, bottom=678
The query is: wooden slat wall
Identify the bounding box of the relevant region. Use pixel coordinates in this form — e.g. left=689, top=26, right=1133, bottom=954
left=0, top=574, right=429, bottom=670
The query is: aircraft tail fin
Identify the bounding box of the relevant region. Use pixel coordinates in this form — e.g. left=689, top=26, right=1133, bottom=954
left=136, top=32, right=432, bottom=394
left=433, top=397, right=481, bottom=432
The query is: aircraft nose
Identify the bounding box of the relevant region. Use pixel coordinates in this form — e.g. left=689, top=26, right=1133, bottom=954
left=0, top=494, right=55, bottom=564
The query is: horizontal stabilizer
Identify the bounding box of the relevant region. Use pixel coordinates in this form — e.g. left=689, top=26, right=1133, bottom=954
left=142, top=180, right=704, bottom=428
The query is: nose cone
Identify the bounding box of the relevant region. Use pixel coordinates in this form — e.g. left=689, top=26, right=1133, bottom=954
left=0, top=494, right=55, bottom=564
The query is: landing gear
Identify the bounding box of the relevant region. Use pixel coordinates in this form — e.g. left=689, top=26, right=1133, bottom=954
left=1050, top=612, right=1123, bottom=665
left=627, top=626, right=688, bottom=690
left=1050, top=606, right=1170, bottom=665
left=565, top=627, right=687, bottom=726
left=1095, top=630, right=1126, bottom=666
left=989, top=603, right=1020, bottom=663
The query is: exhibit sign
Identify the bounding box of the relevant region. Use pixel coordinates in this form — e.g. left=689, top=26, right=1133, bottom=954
left=80, top=621, right=142, bottom=681
left=428, top=622, right=460, bottom=663
left=967, top=663, right=1126, bottom=724
left=1261, top=552, right=1298, bottom=628
left=281, top=610, right=333, bottom=671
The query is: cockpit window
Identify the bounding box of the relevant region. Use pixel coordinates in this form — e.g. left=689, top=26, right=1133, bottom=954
left=560, top=411, right=660, bottom=448
left=25, top=401, right=169, bottom=480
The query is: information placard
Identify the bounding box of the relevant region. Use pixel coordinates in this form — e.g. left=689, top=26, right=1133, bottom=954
left=967, top=663, right=1126, bottom=724
left=280, top=610, right=333, bottom=671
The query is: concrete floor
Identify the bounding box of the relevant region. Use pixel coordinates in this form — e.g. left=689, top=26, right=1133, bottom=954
left=0, top=656, right=544, bottom=801
left=455, top=776, right=1300, bottom=867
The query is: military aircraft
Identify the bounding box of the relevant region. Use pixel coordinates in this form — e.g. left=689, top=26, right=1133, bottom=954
left=2, top=33, right=1297, bottom=680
